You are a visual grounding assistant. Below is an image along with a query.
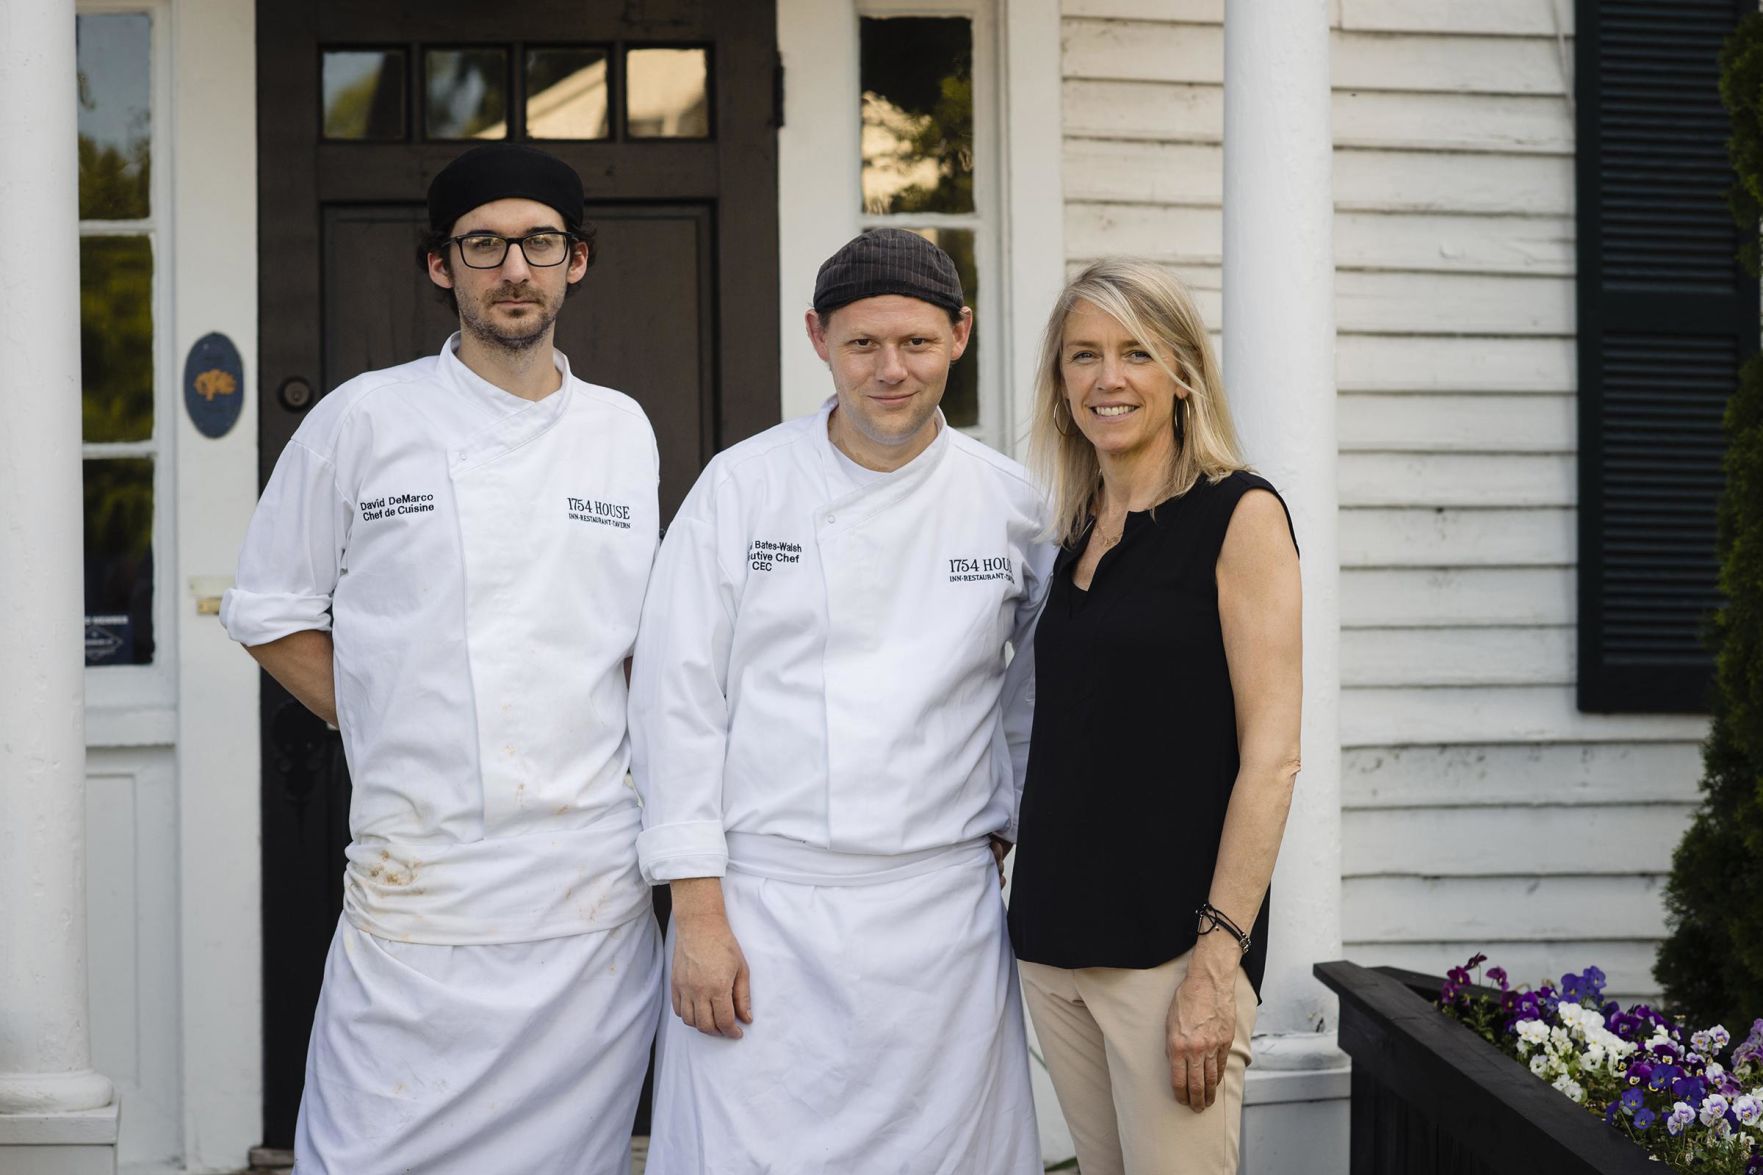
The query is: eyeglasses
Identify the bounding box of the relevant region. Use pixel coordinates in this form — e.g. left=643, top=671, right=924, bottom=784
left=450, top=231, right=576, bottom=269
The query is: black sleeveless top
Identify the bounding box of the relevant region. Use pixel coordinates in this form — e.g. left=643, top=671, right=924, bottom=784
left=1007, top=471, right=1295, bottom=995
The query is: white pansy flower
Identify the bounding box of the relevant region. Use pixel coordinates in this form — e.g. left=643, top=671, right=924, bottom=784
left=1517, top=1020, right=1549, bottom=1047
left=1552, top=1074, right=1585, bottom=1103
left=1530, top=1054, right=1552, bottom=1078
left=1731, top=1094, right=1760, bottom=1126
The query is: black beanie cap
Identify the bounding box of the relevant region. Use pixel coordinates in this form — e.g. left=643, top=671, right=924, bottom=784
left=427, top=144, right=585, bottom=234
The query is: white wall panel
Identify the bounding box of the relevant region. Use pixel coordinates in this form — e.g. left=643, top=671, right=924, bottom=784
left=1342, top=686, right=1709, bottom=747
left=1343, top=742, right=1703, bottom=807
left=1339, top=393, right=1574, bottom=453
left=1340, top=0, right=1574, bottom=37
left=1341, top=507, right=1574, bottom=567
left=1342, top=875, right=1667, bottom=942
left=1344, top=804, right=1693, bottom=875
left=1337, top=334, right=1574, bottom=393
left=1340, top=453, right=1574, bottom=508
left=1336, top=148, right=1573, bottom=215
left=1342, top=625, right=1573, bottom=686
left=85, top=750, right=180, bottom=1167
left=1341, top=566, right=1574, bottom=627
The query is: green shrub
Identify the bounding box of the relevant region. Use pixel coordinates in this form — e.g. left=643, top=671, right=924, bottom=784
left=1654, top=12, right=1763, bottom=1031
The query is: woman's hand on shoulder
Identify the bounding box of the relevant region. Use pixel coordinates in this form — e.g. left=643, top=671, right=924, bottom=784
left=1166, top=940, right=1241, bottom=1112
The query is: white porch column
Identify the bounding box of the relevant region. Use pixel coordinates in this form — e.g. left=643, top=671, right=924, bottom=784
left=0, top=0, right=120, bottom=1168
left=1222, top=1, right=1350, bottom=1164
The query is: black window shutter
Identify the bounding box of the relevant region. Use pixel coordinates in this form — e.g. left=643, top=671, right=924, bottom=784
left=1575, top=0, right=1759, bottom=713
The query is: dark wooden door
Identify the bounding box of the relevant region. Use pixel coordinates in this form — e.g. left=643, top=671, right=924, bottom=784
left=255, top=0, right=778, bottom=1147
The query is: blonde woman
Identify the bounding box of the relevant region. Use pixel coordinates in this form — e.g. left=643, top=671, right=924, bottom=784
left=1006, top=258, right=1302, bottom=1173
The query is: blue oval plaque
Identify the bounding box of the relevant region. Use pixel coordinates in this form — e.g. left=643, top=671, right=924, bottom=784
left=183, top=332, right=244, bottom=439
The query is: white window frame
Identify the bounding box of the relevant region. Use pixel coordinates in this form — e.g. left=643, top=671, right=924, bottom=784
left=856, top=0, right=1003, bottom=450
left=78, top=0, right=177, bottom=744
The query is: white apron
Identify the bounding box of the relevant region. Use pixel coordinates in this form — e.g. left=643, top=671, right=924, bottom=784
left=629, top=402, right=1054, bottom=1172
left=645, top=838, right=1040, bottom=1175
left=224, top=338, right=664, bottom=1171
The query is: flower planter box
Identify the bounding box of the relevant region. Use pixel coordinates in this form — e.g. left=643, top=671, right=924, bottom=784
left=1314, top=961, right=1661, bottom=1175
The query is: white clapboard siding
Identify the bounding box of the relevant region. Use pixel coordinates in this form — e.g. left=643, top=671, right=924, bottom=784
left=1336, top=270, right=1573, bottom=335
left=1334, top=91, right=1573, bottom=154
left=1344, top=805, right=1694, bottom=876
left=1340, top=394, right=1575, bottom=453
left=1342, top=687, right=1710, bottom=747
left=1063, top=80, right=1220, bottom=142
left=1337, top=149, right=1575, bottom=215
left=1342, top=567, right=1575, bottom=627
left=1336, top=211, right=1573, bottom=277
left=1065, top=20, right=1569, bottom=95
left=1113, top=267, right=1574, bottom=336
left=1338, top=335, right=1575, bottom=393
left=1064, top=0, right=1226, bottom=21
left=1340, top=453, right=1573, bottom=508
left=1075, top=204, right=1574, bottom=277
left=1064, top=81, right=1574, bottom=153
left=1331, top=32, right=1570, bottom=96
left=1341, top=942, right=1658, bottom=1005
left=1341, top=507, right=1574, bottom=567
left=1062, top=140, right=1222, bottom=206
left=1064, top=203, right=1221, bottom=264
left=1343, top=626, right=1573, bottom=687
left=1342, top=875, right=1668, bottom=943
left=1064, top=142, right=1575, bottom=216
left=1340, top=0, right=1574, bottom=38
left=1342, top=742, right=1704, bottom=808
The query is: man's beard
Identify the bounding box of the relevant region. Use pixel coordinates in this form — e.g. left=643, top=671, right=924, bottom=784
left=458, top=281, right=561, bottom=353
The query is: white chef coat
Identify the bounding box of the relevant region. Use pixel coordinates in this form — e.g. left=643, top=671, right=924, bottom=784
left=629, top=399, right=1050, bottom=878
left=629, top=400, right=1053, bottom=1173
left=222, top=335, right=663, bottom=1173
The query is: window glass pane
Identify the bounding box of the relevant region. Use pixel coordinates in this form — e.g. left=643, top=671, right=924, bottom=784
left=860, top=18, right=973, bottom=216
left=626, top=48, right=710, bottom=139
left=323, top=49, right=407, bottom=140
left=81, top=236, right=154, bottom=444
left=84, top=458, right=155, bottom=667
left=426, top=48, right=507, bottom=140
left=76, top=13, right=151, bottom=220
left=907, top=227, right=977, bottom=428
left=527, top=48, right=611, bottom=140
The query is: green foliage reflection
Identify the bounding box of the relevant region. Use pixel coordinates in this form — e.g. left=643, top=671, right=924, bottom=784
left=80, top=236, right=154, bottom=443
left=861, top=18, right=974, bottom=216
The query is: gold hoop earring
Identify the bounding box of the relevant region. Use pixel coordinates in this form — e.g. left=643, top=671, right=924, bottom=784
left=1054, top=397, right=1076, bottom=437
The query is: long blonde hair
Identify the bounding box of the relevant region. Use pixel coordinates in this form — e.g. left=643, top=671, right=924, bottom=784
left=1028, top=258, right=1247, bottom=545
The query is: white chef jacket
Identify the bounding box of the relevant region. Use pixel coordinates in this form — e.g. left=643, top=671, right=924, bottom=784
left=629, top=398, right=1052, bottom=881
left=221, top=335, right=659, bottom=943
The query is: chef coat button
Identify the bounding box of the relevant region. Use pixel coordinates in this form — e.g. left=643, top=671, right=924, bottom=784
left=826, top=514, right=836, bottom=524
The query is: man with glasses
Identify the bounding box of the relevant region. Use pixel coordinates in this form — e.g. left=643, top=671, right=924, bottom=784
left=221, top=143, right=662, bottom=1173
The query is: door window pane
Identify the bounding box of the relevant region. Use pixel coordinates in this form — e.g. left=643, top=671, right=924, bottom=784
left=426, top=48, right=508, bottom=140
left=76, top=13, right=152, bottom=219
left=322, top=49, right=407, bottom=141
left=527, top=48, right=611, bottom=140
left=907, top=227, right=977, bottom=428
left=626, top=48, right=710, bottom=139
left=860, top=18, right=973, bottom=216
left=80, top=236, right=155, bottom=444
left=84, top=458, right=155, bottom=667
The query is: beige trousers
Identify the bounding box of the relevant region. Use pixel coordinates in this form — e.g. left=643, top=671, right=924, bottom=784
left=1020, top=951, right=1256, bottom=1175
